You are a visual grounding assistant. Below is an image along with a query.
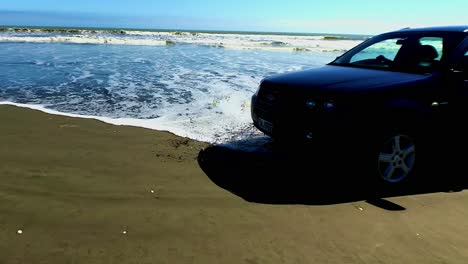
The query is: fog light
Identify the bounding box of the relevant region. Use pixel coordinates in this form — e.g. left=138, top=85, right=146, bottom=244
left=305, top=100, right=317, bottom=109
left=305, top=132, right=314, bottom=140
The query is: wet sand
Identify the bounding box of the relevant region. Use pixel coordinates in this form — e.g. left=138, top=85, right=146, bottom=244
left=1, top=105, right=468, bottom=263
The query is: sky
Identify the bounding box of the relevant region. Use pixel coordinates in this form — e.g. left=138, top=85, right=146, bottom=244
left=0, top=0, right=467, bottom=34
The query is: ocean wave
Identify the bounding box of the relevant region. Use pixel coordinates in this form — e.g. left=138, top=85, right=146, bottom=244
left=0, top=27, right=363, bottom=52
left=0, top=35, right=167, bottom=46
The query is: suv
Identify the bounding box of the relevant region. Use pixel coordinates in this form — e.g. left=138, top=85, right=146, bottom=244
left=251, top=26, right=468, bottom=185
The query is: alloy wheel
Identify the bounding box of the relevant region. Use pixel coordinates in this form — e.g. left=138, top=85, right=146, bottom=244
left=378, top=135, right=416, bottom=183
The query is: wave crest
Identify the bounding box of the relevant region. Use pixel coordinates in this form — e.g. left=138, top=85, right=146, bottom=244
left=0, top=27, right=363, bottom=52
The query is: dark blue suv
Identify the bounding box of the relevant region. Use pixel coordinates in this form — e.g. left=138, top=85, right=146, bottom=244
left=251, top=26, right=468, bottom=185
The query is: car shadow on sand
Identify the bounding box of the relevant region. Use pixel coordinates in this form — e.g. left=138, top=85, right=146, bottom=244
left=198, top=137, right=467, bottom=209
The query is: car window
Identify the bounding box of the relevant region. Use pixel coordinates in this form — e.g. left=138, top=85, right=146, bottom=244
left=332, top=33, right=466, bottom=74
left=419, top=37, right=443, bottom=61
left=345, top=36, right=441, bottom=72
left=349, top=38, right=402, bottom=66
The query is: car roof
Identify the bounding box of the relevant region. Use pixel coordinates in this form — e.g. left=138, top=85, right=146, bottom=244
left=390, top=25, right=468, bottom=34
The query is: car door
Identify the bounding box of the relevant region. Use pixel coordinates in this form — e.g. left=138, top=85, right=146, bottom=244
left=443, top=39, right=468, bottom=147
left=454, top=49, right=468, bottom=86
left=431, top=40, right=468, bottom=172
left=450, top=43, right=468, bottom=122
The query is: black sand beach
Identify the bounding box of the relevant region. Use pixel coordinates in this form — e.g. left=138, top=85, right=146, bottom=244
left=2, top=105, right=468, bottom=263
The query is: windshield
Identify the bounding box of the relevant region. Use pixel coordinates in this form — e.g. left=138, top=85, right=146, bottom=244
left=331, top=32, right=464, bottom=74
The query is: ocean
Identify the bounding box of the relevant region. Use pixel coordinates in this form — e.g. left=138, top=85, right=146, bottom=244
left=0, top=27, right=366, bottom=143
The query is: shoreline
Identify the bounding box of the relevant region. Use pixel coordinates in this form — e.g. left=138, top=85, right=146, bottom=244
left=0, top=101, right=211, bottom=143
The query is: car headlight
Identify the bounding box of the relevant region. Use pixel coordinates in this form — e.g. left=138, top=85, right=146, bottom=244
left=305, top=99, right=317, bottom=109
left=323, top=100, right=335, bottom=110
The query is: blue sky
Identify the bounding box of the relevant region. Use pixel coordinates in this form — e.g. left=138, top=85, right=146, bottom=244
left=0, top=0, right=467, bottom=34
